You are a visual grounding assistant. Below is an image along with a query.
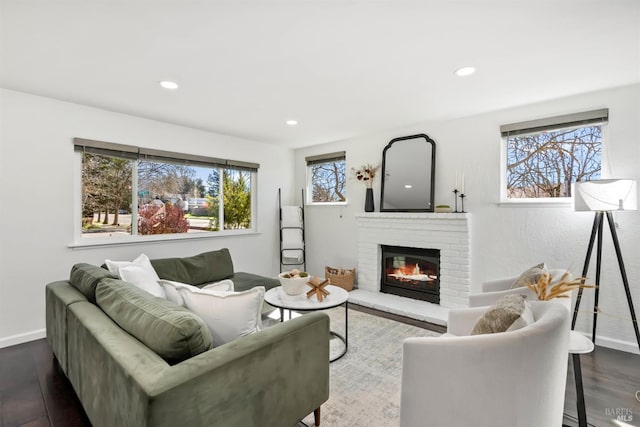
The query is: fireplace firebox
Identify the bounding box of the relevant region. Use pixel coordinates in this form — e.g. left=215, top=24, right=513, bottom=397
left=380, top=245, right=440, bottom=304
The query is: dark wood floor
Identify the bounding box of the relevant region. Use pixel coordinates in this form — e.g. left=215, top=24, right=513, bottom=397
left=1, top=306, right=639, bottom=427
left=0, top=338, right=90, bottom=427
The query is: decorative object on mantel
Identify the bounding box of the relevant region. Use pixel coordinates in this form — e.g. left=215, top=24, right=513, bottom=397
left=306, top=276, right=330, bottom=301
left=353, top=163, right=380, bottom=212
left=525, top=271, right=594, bottom=301
left=364, top=188, right=375, bottom=212
left=325, top=266, right=356, bottom=291
left=452, top=189, right=459, bottom=212
left=434, top=205, right=452, bottom=213
left=459, top=193, right=467, bottom=213
left=278, top=269, right=310, bottom=296
left=453, top=169, right=467, bottom=213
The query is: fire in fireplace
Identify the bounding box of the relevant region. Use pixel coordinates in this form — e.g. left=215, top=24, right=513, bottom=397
left=380, top=245, right=440, bottom=304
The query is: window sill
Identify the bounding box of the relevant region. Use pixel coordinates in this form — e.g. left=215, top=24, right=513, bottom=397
left=69, top=229, right=259, bottom=249
left=305, top=202, right=349, bottom=207
left=498, top=198, right=573, bottom=208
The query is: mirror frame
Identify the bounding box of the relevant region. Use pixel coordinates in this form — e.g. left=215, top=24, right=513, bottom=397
left=380, top=133, right=436, bottom=212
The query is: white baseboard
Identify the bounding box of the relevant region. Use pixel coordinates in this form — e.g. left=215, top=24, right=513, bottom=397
left=0, top=329, right=46, bottom=349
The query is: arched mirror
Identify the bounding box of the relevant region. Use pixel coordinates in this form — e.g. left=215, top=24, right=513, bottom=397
left=380, top=134, right=436, bottom=212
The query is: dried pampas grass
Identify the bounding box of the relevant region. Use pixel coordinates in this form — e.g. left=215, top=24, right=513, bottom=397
left=526, top=271, right=595, bottom=301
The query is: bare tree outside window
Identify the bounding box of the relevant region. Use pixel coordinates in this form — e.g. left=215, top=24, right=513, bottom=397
left=310, top=160, right=346, bottom=202
left=138, top=161, right=198, bottom=206
left=506, top=125, right=602, bottom=198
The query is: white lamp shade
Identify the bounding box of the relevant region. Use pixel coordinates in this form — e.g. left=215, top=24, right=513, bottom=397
left=573, top=179, right=638, bottom=212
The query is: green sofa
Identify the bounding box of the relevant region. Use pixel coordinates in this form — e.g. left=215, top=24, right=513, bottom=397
left=46, top=249, right=330, bottom=427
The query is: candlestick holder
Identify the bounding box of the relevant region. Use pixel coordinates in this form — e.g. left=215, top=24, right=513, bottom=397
left=453, top=189, right=459, bottom=212
left=459, top=193, right=466, bottom=213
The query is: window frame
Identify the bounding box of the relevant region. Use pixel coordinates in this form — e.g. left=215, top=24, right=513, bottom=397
left=71, top=138, right=258, bottom=247
left=499, top=109, right=608, bottom=206
left=305, top=151, right=347, bottom=206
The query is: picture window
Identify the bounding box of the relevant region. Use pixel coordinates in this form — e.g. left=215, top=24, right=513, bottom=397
left=501, top=109, right=607, bottom=201
left=76, top=138, right=257, bottom=240
left=306, top=152, right=347, bottom=204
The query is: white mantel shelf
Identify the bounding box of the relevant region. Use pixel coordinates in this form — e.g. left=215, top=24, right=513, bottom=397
left=356, top=212, right=471, bottom=220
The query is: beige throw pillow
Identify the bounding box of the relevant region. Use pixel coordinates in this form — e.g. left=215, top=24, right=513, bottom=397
left=511, top=263, right=547, bottom=289
left=471, top=294, right=534, bottom=335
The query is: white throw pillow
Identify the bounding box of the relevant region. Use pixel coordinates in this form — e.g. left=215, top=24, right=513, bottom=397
left=159, top=279, right=235, bottom=306
left=202, top=279, right=235, bottom=293
left=119, top=265, right=166, bottom=298
left=178, top=286, right=265, bottom=347
left=105, top=253, right=160, bottom=281
left=159, top=280, right=200, bottom=306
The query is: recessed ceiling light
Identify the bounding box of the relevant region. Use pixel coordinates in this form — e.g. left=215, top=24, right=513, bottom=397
left=454, top=66, right=476, bottom=77
left=286, top=119, right=298, bottom=126
left=404, top=184, right=413, bottom=189
left=159, top=80, right=179, bottom=89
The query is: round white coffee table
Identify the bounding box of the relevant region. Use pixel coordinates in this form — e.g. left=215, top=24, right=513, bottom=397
left=264, top=284, right=349, bottom=362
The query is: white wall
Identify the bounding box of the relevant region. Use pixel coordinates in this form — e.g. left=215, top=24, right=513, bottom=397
left=295, top=84, right=640, bottom=353
left=2, top=85, right=638, bottom=352
left=0, top=89, right=294, bottom=347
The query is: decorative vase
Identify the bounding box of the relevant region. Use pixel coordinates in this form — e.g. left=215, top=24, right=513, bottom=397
left=364, top=188, right=374, bottom=212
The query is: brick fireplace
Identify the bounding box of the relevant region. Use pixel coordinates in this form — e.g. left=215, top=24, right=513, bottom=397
left=355, top=213, right=471, bottom=309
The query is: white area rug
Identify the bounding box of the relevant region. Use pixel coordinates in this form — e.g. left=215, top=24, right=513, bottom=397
left=293, top=307, right=441, bottom=427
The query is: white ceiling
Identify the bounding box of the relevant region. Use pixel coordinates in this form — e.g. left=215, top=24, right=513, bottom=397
left=1, top=1, right=639, bottom=149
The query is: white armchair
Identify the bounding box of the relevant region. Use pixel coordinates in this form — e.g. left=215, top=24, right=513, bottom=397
left=400, top=301, right=570, bottom=427
left=469, top=268, right=572, bottom=307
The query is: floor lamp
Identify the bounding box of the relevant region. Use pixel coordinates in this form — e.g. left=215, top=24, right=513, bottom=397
left=571, top=179, right=640, bottom=352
